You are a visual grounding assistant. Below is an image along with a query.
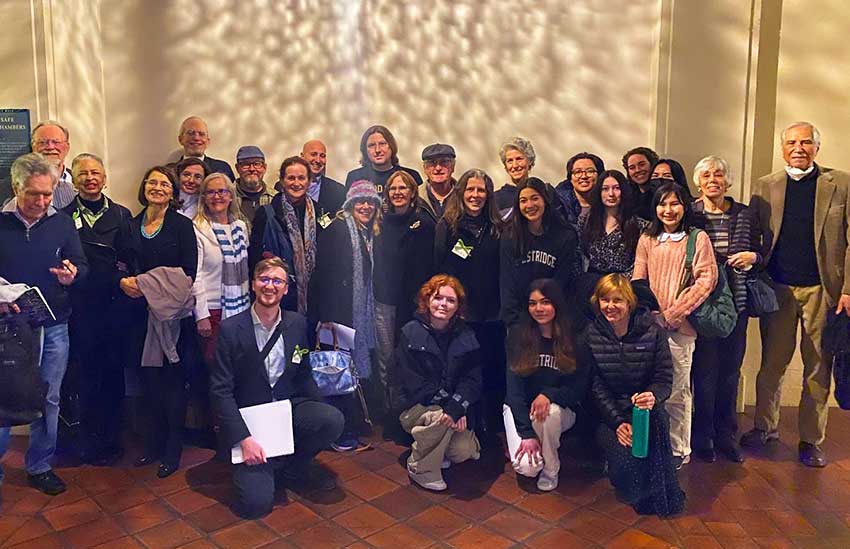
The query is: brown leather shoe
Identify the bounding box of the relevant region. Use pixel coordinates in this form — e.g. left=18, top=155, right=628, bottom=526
left=798, top=442, right=826, bottom=468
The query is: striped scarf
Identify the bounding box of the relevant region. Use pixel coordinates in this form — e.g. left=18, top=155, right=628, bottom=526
left=211, top=221, right=250, bottom=318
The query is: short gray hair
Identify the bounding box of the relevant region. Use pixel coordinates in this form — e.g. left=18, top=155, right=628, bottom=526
left=71, top=153, right=105, bottom=175
left=781, top=121, right=821, bottom=148
left=692, top=155, right=731, bottom=187
left=11, top=153, right=59, bottom=194
left=498, top=136, right=536, bottom=168
left=31, top=120, right=70, bottom=144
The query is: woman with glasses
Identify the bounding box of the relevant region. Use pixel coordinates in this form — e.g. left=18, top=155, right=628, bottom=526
left=175, top=157, right=209, bottom=219
left=555, top=152, right=605, bottom=230
left=249, top=157, right=320, bottom=315
left=118, top=166, right=198, bottom=478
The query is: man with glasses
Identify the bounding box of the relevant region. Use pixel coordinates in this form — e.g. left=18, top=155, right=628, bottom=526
left=418, top=143, right=457, bottom=221
left=0, top=153, right=88, bottom=495
left=344, top=125, right=422, bottom=197
left=210, top=256, right=343, bottom=518
left=300, top=139, right=345, bottom=223
left=234, top=145, right=276, bottom=223
left=176, top=116, right=235, bottom=181
left=31, top=121, right=76, bottom=209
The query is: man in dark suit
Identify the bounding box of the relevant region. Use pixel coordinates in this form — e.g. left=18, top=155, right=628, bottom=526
left=210, top=256, right=344, bottom=519
left=300, top=139, right=346, bottom=226
left=743, top=121, right=850, bottom=467
left=176, top=116, right=236, bottom=181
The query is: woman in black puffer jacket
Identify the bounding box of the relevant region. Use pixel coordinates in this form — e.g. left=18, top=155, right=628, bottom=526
left=579, top=274, right=684, bottom=517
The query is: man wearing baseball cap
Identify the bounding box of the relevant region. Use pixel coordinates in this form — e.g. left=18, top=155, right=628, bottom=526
left=418, top=143, right=457, bottom=221
left=234, top=145, right=277, bottom=223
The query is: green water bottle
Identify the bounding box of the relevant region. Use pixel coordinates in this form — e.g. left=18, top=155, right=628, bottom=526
left=631, top=406, right=649, bottom=458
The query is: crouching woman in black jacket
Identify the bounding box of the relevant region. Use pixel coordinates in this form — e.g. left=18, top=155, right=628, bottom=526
left=581, top=274, right=684, bottom=516
left=503, top=279, right=590, bottom=492
left=396, top=275, right=482, bottom=492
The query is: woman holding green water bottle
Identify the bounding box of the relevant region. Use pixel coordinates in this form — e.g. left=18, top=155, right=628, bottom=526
left=580, top=274, right=684, bottom=516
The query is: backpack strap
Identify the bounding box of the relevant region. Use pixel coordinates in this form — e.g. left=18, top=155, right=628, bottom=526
left=684, top=228, right=700, bottom=270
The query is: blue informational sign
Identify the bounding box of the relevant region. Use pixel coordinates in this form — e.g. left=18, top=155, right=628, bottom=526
left=0, top=109, right=32, bottom=205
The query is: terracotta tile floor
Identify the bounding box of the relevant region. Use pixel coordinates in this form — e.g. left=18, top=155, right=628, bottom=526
left=2, top=407, right=850, bottom=548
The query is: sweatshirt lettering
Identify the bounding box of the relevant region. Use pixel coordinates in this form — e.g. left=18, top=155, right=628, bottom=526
left=523, top=250, right=556, bottom=268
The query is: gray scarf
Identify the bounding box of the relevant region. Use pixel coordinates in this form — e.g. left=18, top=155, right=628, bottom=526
left=344, top=212, right=376, bottom=378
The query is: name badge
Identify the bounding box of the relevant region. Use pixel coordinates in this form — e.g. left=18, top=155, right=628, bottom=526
left=451, top=239, right=473, bottom=259
left=292, top=345, right=309, bottom=364
left=318, top=213, right=332, bottom=229
left=74, top=216, right=83, bottom=230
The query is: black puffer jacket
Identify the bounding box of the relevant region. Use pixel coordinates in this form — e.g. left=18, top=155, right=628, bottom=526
left=578, top=308, right=673, bottom=429
left=395, top=314, right=482, bottom=421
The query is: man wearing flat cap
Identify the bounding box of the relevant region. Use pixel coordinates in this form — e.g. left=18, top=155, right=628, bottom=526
left=418, top=143, right=457, bottom=222
left=234, top=145, right=277, bottom=223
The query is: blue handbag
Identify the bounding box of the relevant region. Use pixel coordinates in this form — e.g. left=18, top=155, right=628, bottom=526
left=310, top=325, right=358, bottom=397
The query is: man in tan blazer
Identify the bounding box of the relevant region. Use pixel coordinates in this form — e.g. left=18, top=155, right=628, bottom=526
left=743, top=122, right=850, bottom=467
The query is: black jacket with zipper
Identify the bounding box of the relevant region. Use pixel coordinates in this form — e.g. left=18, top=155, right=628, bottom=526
left=578, top=308, right=673, bottom=430
left=395, top=314, right=482, bottom=421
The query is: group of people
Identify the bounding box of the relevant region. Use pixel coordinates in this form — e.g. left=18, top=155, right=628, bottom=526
left=1, top=116, right=847, bottom=521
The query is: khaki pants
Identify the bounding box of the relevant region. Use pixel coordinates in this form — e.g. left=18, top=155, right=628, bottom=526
left=502, top=403, right=575, bottom=479
left=756, top=284, right=832, bottom=444
left=666, top=331, right=696, bottom=458
left=400, top=404, right=480, bottom=484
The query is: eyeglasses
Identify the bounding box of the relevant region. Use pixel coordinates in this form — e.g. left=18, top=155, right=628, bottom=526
left=204, top=188, right=232, bottom=197
left=237, top=160, right=265, bottom=169
left=425, top=158, right=454, bottom=168
left=367, top=140, right=389, bottom=150
left=572, top=169, right=598, bottom=178
left=145, top=179, right=172, bottom=189
left=35, top=139, right=67, bottom=148
left=257, top=276, right=287, bottom=287
left=181, top=172, right=204, bottom=181
left=183, top=130, right=208, bottom=138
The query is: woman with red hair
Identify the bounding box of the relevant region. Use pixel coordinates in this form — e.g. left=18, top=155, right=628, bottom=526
left=395, top=274, right=482, bottom=491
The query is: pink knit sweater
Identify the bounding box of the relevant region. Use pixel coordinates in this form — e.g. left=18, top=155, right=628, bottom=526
left=632, top=231, right=718, bottom=337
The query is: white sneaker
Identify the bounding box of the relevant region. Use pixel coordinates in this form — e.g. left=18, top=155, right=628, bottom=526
left=407, top=465, right=447, bottom=491
left=441, top=458, right=451, bottom=469
left=536, top=471, right=558, bottom=492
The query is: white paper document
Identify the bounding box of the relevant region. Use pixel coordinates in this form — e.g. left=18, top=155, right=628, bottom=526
left=317, top=322, right=356, bottom=351
left=231, top=400, right=295, bottom=464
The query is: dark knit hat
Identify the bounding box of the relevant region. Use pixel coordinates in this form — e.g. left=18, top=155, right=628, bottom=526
left=343, top=179, right=381, bottom=210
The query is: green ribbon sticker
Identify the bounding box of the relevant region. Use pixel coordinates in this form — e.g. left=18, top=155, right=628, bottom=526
left=451, top=239, right=473, bottom=259
left=292, top=345, right=310, bottom=364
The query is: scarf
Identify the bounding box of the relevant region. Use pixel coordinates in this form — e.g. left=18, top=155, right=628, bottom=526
left=280, top=198, right=317, bottom=314
left=211, top=221, right=250, bottom=318
left=345, top=212, right=376, bottom=378
left=73, top=196, right=109, bottom=228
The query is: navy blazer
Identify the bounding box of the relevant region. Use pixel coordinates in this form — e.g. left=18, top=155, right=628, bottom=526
left=210, top=308, right=320, bottom=447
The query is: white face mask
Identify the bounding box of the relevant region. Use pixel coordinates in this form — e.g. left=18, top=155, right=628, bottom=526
left=785, top=165, right=815, bottom=181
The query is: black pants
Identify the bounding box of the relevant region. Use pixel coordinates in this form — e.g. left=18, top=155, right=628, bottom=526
left=232, top=400, right=344, bottom=519
left=68, top=300, right=126, bottom=455
left=692, top=314, right=748, bottom=449
left=140, top=364, right=188, bottom=467
left=469, top=320, right=506, bottom=436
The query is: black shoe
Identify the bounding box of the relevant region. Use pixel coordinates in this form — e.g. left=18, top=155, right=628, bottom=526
left=798, top=442, right=826, bottom=468
left=280, top=464, right=337, bottom=492
left=134, top=454, right=160, bottom=467
left=28, top=470, right=67, bottom=496
left=157, top=463, right=179, bottom=478
left=739, top=428, right=779, bottom=448
left=671, top=455, right=690, bottom=471
left=716, top=441, right=745, bottom=463
left=693, top=447, right=717, bottom=463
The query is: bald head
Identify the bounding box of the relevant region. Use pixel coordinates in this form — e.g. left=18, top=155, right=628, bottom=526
left=178, top=116, right=210, bottom=157
left=301, top=139, right=327, bottom=177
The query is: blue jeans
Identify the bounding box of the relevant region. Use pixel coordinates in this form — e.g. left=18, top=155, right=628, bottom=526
left=0, top=323, right=70, bottom=475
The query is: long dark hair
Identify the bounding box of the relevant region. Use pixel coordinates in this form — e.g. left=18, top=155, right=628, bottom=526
left=358, top=125, right=399, bottom=167
left=508, top=177, right=564, bottom=256
left=582, top=169, right=642, bottom=251
left=510, top=278, right=576, bottom=375
left=442, top=168, right=502, bottom=236
left=644, top=181, right=695, bottom=237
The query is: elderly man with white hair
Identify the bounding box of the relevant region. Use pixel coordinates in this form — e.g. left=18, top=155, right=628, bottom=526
left=0, top=152, right=88, bottom=495
left=742, top=122, right=850, bottom=468
left=31, top=120, right=76, bottom=209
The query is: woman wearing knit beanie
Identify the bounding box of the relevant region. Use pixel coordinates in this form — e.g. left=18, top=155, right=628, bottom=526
left=309, top=179, right=382, bottom=451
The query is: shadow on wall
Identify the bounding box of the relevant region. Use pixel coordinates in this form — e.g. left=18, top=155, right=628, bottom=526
left=98, top=0, right=660, bottom=211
